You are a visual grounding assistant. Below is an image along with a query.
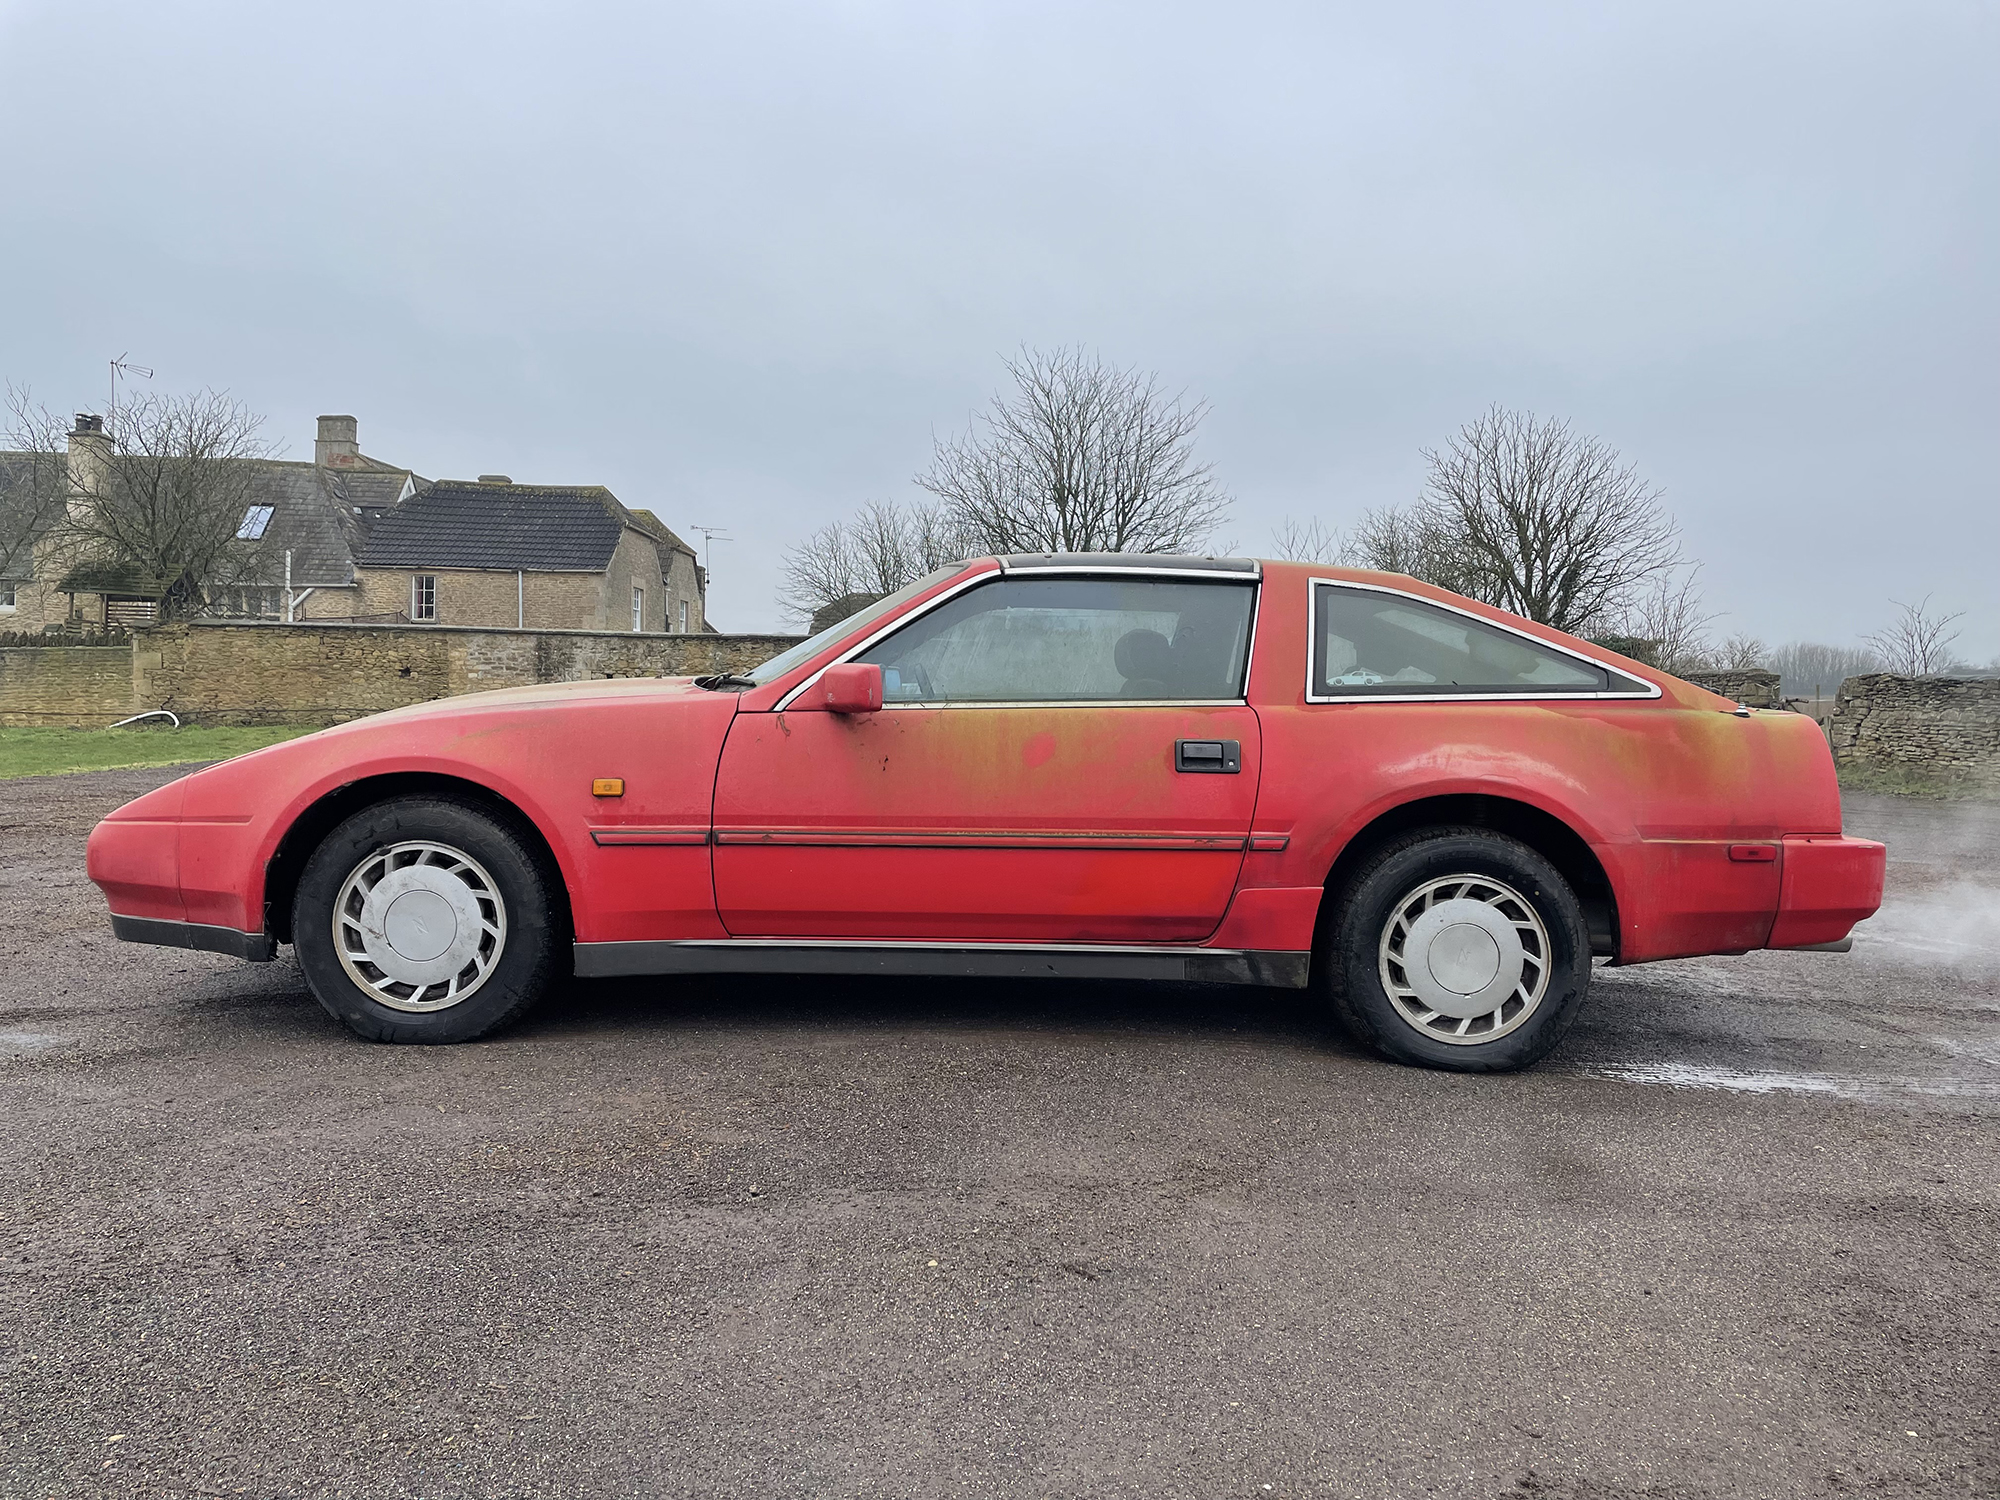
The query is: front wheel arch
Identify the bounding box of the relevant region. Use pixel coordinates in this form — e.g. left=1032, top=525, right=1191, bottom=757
left=264, top=772, right=574, bottom=951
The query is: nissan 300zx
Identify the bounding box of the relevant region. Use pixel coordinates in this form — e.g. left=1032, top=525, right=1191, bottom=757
left=86, top=554, right=1886, bottom=1072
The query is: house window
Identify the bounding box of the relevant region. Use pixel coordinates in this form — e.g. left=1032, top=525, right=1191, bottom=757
left=236, top=505, right=275, bottom=540
left=212, top=586, right=283, bottom=618
left=411, top=575, right=437, bottom=622
left=0, top=580, right=16, bottom=611
left=632, top=585, right=645, bottom=632
left=679, top=600, right=689, bottom=633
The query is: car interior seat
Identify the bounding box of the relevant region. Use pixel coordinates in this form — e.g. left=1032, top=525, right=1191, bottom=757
left=1114, top=628, right=1174, bottom=697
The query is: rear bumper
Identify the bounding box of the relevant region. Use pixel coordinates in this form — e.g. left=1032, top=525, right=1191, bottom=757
left=1766, top=835, right=1886, bottom=949
left=109, top=914, right=277, bottom=962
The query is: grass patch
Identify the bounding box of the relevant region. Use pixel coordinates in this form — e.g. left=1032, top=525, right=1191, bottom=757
left=1837, top=761, right=1998, bottom=802
left=0, top=725, right=320, bottom=779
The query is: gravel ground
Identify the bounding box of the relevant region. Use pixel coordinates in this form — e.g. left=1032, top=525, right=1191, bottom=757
left=2, top=769, right=1996, bottom=1500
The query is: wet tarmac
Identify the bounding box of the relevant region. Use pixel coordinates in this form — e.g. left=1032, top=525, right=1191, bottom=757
left=2, top=769, right=1995, bottom=1498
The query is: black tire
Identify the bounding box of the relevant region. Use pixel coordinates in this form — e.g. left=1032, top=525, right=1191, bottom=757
left=292, top=796, right=560, bottom=1043
left=1320, top=827, right=1590, bottom=1073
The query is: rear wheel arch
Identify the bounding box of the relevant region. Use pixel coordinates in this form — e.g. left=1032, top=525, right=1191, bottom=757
left=263, top=773, right=574, bottom=948
left=1314, top=794, right=1619, bottom=959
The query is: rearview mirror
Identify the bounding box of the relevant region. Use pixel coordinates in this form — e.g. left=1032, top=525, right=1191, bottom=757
left=808, top=662, right=883, bottom=715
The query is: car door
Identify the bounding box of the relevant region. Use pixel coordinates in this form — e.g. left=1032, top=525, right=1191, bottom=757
left=711, top=567, right=1262, bottom=943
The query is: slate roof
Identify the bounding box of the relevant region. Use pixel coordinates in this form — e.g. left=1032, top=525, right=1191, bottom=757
left=354, top=482, right=643, bottom=573
left=4, top=450, right=422, bottom=590
left=624, top=508, right=698, bottom=561
left=329, top=469, right=413, bottom=511
left=233, top=462, right=372, bottom=588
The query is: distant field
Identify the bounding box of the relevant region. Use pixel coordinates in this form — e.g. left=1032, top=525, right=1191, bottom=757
left=0, top=726, right=318, bottom=779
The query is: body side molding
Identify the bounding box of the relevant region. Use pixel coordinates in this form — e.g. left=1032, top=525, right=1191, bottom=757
left=712, top=829, right=1250, bottom=851
left=572, top=938, right=1310, bottom=988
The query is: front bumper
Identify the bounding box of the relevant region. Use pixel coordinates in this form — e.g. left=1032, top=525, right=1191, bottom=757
left=109, top=914, right=277, bottom=962
left=1767, top=834, right=1886, bottom=949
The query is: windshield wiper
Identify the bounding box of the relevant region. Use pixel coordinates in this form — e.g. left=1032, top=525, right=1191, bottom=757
left=692, top=673, right=758, bottom=692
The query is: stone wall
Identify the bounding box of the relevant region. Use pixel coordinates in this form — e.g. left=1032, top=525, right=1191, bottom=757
left=1827, top=674, right=2000, bottom=792
left=1681, top=669, right=1783, bottom=709
left=1, top=621, right=804, bottom=727
left=0, top=647, right=138, bottom=726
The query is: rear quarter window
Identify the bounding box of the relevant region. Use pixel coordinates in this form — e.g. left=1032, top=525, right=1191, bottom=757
left=1309, top=582, right=1653, bottom=700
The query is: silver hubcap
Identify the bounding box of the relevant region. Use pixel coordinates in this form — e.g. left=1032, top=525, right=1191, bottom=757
left=333, top=841, right=507, bottom=1012
left=1378, top=873, right=1550, bottom=1045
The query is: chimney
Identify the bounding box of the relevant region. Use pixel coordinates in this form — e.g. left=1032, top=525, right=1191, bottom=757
left=65, top=413, right=112, bottom=519
left=315, top=414, right=360, bottom=468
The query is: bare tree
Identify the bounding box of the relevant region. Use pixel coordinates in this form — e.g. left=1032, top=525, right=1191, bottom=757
left=1613, top=565, right=1717, bottom=677
left=58, top=389, right=274, bottom=620
left=919, top=347, right=1231, bottom=557
left=779, top=499, right=964, bottom=627
left=1411, top=407, right=1683, bottom=634
left=1766, top=640, right=1884, bottom=699
left=1341, top=503, right=1481, bottom=593
left=1269, top=515, right=1340, bottom=563
left=1714, top=633, right=1770, bottom=670
left=1866, top=596, right=1965, bottom=676
left=0, top=387, right=75, bottom=597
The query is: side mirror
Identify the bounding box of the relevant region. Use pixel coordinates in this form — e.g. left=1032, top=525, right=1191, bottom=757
left=809, top=662, right=884, bottom=715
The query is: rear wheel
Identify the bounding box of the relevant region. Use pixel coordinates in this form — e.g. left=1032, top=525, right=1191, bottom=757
left=1322, top=828, right=1590, bottom=1072
left=293, top=797, right=559, bottom=1043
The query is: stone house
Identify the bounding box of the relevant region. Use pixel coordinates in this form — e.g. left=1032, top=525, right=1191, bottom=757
left=1, top=414, right=421, bottom=630
left=351, top=477, right=706, bottom=633
left=1, top=413, right=707, bottom=633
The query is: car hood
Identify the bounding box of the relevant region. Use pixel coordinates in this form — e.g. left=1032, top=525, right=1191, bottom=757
left=353, top=674, right=726, bottom=723
left=143, top=675, right=736, bottom=798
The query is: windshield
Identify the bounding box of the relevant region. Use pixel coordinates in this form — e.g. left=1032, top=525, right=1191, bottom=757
left=744, top=565, right=968, bottom=685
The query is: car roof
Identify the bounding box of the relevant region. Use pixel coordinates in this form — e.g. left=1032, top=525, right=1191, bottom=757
left=996, top=553, right=1260, bottom=577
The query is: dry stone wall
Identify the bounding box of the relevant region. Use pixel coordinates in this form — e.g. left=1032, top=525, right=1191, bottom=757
left=1, top=621, right=803, bottom=727
left=0, top=647, right=137, bottom=726
left=1681, top=670, right=1783, bottom=709
left=1827, top=674, right=2000, bottom=792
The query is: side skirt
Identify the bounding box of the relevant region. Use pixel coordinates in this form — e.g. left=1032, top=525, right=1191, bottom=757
left=573, top=939, right=1311, bottom=989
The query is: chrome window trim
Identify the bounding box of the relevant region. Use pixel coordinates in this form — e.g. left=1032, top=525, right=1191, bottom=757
left=1303, top=577, right=1663, bottom=705
left=775, top=566, right=1261, bottom=712
left=807, top=698, right=1249, bottom=711
left=998, top=559, right=1264, bottom=581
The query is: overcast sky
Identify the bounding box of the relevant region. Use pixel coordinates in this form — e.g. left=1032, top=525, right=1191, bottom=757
left=2, top=0, right=1994, bottom=651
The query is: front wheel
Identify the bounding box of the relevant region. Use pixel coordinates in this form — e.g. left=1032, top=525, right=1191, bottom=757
left=293, top=797, right=560, bottom=1043
left=1322, top=828, right=1591, bottom=1072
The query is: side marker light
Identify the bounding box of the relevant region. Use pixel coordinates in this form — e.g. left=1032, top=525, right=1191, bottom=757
left=592, top=778, right=625, bottom=798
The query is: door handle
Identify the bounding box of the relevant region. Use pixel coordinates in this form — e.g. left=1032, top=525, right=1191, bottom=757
left=1175, top=739, right=1241, bottom=774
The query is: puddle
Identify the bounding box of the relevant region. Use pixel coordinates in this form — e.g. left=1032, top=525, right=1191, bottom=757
left=1590, top=1061, right=2000, bottom=1102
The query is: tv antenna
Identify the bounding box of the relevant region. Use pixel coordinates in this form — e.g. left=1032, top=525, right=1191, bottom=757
left=109, top=354, right=152, bottom=424
left=693, top=526, right=732, bottom=574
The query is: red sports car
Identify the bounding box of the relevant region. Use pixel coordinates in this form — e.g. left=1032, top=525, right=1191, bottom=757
left=86, top=555, right=1885, bottom=1071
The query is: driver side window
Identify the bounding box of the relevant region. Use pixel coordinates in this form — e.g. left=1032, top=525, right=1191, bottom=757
left=856, top=576, right=1256, bottom=704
